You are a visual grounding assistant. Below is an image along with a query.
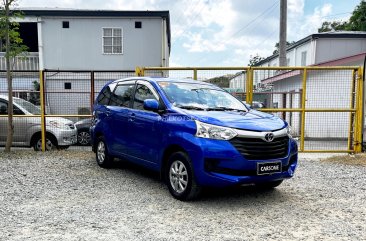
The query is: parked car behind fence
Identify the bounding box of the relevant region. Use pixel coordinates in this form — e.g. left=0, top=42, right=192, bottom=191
left=0, top=95, right=77, bottom=151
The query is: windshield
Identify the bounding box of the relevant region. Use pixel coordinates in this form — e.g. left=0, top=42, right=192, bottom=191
left=158, top=81, right=247, bottom=111
left=13, top=98, right=41, bottom=115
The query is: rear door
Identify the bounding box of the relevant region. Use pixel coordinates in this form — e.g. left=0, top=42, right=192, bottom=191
left=0, top=100, right=28, bottom=145
left=107, top=81, right=136, bottom=155
left=0, top=100, right=8, bottom=144
left=128, top=81, right=162, bottom=164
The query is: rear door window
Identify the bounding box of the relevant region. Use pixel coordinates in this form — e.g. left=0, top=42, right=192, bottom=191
left=110, top=84, right=135, bottom=107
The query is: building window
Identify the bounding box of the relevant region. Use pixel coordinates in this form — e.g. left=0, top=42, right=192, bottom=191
left=301, top=51, right=307, bottom=66
left=103, top=28, right=123, bottom=54
left=62, top=21, right=69, bottom=28
left=64, top=82, right=72, bottom=89
left=135, top=21, right=142, bottom=28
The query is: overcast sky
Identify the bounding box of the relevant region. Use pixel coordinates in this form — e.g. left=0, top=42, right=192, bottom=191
left=17, top=0, right=362, bottom=67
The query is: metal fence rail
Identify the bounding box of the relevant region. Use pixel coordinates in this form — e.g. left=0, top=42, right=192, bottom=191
left=137, top=66, right=364, bottom=153
left=0, top=67, right=363, bottom=153
left=0, top=70, right=135, bottom=151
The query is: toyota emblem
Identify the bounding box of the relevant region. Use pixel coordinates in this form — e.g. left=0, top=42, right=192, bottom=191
left=264, top=133, right=274, bottom=142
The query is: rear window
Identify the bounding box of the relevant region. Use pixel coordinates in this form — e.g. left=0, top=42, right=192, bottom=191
left=97, top=86, right=113, bottom=105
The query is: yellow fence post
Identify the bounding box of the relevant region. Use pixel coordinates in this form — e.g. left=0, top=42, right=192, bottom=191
left=300, top=68, right=307, bottom=152
left=193, top=69, right=197, bottom=80
left=354, top=67, right=364, bottom=153
left=246, top=68, right=253, bottom=104
left=39, top=70, right=46, bottom=152
left=348, top=69, right=357, bottom=151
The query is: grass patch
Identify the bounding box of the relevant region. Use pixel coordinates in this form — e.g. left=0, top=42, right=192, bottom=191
left=323, top=153, right=366, bottom=166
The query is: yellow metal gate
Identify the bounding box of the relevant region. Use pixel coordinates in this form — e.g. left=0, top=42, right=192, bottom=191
left=136, top=66, right=364, bottom=153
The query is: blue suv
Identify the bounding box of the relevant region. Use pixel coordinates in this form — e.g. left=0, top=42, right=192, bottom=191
left=91, top=77, right=298, bottom=200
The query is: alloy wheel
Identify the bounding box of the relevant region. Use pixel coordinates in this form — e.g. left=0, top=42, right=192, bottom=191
left=169, top=160, right=188, bottom=194
left=97, top=141, right=106, bottom=164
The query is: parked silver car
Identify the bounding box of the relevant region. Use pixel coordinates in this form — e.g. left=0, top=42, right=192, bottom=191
left=0, top=95, right=77, bottom=151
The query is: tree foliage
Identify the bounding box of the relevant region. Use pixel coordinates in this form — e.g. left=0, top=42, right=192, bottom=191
left=347, top=0, right=366, bottom=31
left=273, top=41, right=295, bottom=55
left=0, top=0, right=28, bottom=152
left=248, top=54, right=265, bottom=66
left=318, top=21, right=348, bottom=33
left=206, top=75, right=232, bottom=88
left=318, top=0, right=366, bottom=32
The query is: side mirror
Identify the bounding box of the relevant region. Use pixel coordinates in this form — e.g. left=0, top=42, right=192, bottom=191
left=143, top=99, right=160, bottom=111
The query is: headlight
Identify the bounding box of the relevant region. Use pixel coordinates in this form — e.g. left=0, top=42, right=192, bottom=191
left=286, top=125, right=293, bottom=137
left=195, top=120, right=237, bottom=140
left=49, top=121, right=70, bottom=130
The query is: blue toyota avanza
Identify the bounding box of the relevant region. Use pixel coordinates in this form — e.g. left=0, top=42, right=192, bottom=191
left=91, top=77, right=298, bottom=200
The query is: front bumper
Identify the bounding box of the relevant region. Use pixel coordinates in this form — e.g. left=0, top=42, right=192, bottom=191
left=190, top=137, right=298, bottom=187
left=53, top=128, right=77, bottom=146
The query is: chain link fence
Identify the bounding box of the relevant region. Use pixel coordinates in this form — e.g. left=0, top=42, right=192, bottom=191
left=0, top=70, right=135, bottom=151
left=138, top=66, right=363, bottom=153
left=0, top=67, right=363, bottom=153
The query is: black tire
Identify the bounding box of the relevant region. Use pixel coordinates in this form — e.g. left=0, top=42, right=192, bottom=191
left=95, top=136, right=113, bottom=168
left=165, top=151, right=201, bottom=201
left=77, top=129, right=91, bottom=146
left=33, top=135, right=57, bottom=151
left=256, top=180, right=283, bottom=189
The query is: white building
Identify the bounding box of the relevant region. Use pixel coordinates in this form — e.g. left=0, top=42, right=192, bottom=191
left=229, top=31, right=366, bottom=140
left=0, top=8, right=171, bottom=116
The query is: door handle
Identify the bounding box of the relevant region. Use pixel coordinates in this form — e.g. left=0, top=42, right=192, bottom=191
left=106, top=109, right=112, bottom=116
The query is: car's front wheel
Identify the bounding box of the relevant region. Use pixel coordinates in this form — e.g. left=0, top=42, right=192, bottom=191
left=33, top=136, right=56, bottom=151
left=95, top=136, right=113, bottom=168
left=166, top=151, right=201, bottom=201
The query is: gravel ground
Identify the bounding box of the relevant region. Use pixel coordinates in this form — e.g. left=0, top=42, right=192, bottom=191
left=0, top=151, right=365, bottom=241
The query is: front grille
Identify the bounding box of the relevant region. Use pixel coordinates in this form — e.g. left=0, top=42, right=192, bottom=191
left=229, top=135, right=289, bottom=160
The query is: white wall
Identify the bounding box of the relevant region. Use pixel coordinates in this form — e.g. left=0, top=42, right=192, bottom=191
left=41, top=17, right=167, bottom=70
left=315, top=38, right=366, bottom=64
left=229, top=72, right=246, bottom=90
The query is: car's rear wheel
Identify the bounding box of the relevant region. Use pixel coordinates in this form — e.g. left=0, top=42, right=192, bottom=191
left=166, top=151, right=201, bottom=201
left=95, top=136, right=113, bottom=168
left=256, top=180, right=283, bottom=189
left=77, top=129, right=91, bottom=146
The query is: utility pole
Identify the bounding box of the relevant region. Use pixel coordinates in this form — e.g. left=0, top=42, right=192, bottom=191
left=279, top=0, right=287, bottom=67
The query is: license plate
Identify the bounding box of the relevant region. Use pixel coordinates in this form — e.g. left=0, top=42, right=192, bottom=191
left=257, top=162, right=282, bottom=175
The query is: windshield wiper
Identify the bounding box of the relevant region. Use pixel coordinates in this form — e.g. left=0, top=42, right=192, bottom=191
left=177, top=105, right=206, bottom=110
left=206, top=107, right=247, bottom=112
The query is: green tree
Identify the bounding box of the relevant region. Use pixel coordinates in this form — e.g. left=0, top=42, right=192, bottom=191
left=347, top=0, right=366, bottom=31
left=248, top=54, right=265, bottom=66
left=318, top=0, right=366, bottom=32
left=318, top=21, right=348, bottom=33
left=273, top=41, right=295, bottom=55
left=0, top=0, right=28, bottom=152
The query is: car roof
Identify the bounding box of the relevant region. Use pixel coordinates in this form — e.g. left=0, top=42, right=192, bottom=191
left=112, top=77, right=218, bottom=87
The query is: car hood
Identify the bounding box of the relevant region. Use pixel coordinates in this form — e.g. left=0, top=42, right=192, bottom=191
left=75, top=118, right=92, bottom=125
left=46, top=117, right=74, bottom=125
left=181, top=109, right=286, bottom=131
